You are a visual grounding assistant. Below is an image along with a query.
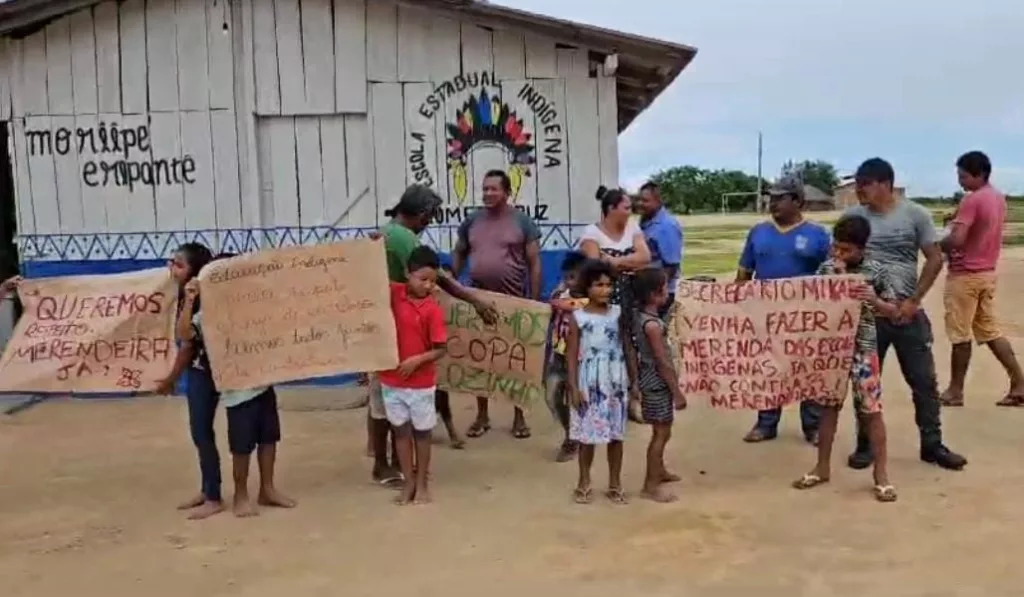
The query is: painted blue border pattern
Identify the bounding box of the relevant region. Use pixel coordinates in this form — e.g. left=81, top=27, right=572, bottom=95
left=15, top=223, right=588, bottom=262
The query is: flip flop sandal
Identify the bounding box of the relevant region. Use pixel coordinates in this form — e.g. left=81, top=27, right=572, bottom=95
left=605, top=487, right=629, bottom=505
left=573, top=487, right=593, bottom=504
left=466, top=421, right=491, bottom=438
left=995, top=395, right=1024, bottom=407
left=792, top=473, right=830, bottom=490
left=512, top=426, right=532, bottom=439
left=940, top=395, right=965, bottom=407
left=376, top=475, right=404, bottom=490
left=874, top=484, right=898, bottom=502
left=743, top=428, right=777, bottom=443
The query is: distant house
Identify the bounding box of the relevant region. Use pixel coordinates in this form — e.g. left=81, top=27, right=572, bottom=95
left=834, top=177, right=906, bottom=209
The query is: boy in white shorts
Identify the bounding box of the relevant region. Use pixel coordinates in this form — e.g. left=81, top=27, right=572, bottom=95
left=377, top=246, right=448, bottom=505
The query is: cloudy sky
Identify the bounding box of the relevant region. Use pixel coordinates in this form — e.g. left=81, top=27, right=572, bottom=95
left=497, top=0, right=1024, bottom=196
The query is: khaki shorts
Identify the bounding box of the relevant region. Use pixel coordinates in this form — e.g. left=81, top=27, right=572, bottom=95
left=944, top=272, right=1000, bottom=344
left=367, top=374, right=387, bottom=420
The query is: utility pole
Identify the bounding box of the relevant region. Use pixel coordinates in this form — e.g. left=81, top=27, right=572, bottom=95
left=756, top=131, right=764, bottom=212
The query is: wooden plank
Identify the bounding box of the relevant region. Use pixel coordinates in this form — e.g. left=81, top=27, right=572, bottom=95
left=207, top=0, right=234, bottom=110
left=274, top=0, right=305, bottom=114
left=0, top=41, right=11, bottom=121
left=255, top=117, right=275, bottom=223
left=75, top=113, right=107, bottom=233
left=500, top=79, right=538, bottom=222
left=333, top=0, right=366, bottom=113
left=531, top=78, right=569, bottom=224
left=294, top=117, right=324, bottom=226
left=252, top=0, right=281, bottom=114
left=300, top=0, right=335, bottom=113
left=179, top=110, right=217, bottom=229
left=50, top=115, right=84, bottom=232
left=146, top=0, right=178, bottom=112
left=524, top=34, right=556, bottom=78
left=44, top=18, right=74, bottom=115
left=403, top=82, right=437, bottom=188
left=20, top=31, right=48, bottom=116
left=341, top=113, right=373, bottom=227
left=10, top=118, right=36, bottom=234
left=365, top=0, right=397, bottom=82
left=265, top=117, right=300, bottom=226
left=431, top=88, right=452, bottom=249
left=235, top=0, right=261, bottom=227
left=492, top=29, right=525, bottom=81
left=427, top=14, right=459, bottom=82
left=8, top=40, right=22, bottom=119
left=211, top=110, right=242, bottom=229
left=119, top=0, right=148, bottom=114
left=176, top=0, right=210, bottom=111
left=369, top=83, right=404, bottom=226
left=91, top=114, right=131, bottom=232
left=24, top=116, right=59, bottom=233
left=596, top=74, right=618, bottom=189
left=459, top=23, right=493, bottom=210
left=565, top=77, right=600, bottom=225
left=318, top=115, right=347, bottom=224
left=556, top=46, right=589, bottom=79
left=93, top=2, right=121, bottom=113
left=69, top=9, right=98, bottom=114
left=149, top=111, right=185, bottom=230
left=397, top=4, right=430, bottom=82
left=122, top=113, right=157, bottom=231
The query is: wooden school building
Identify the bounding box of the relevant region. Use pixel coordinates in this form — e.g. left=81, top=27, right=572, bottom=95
left=0, top=0, right=695, bottom=293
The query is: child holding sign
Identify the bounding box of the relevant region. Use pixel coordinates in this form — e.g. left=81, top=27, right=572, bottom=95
left=379, top=246, right=448, bottom=505
left=793, top=215, right=898, bottom=503
left=546, top=251, right=588, bottom=462
left=180, top=254, right=297, bottom=517
left=565, top=260, right=639, bottom=505
left=632, top=268, right=687, bottom=503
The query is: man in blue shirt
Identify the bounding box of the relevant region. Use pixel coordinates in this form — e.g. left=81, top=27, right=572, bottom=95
left=638, top=182, right=683, bottom=318
left=736, top=178, right=831, bottom=444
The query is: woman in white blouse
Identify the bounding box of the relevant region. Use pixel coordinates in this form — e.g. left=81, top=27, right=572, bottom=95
left=577, top=186, right=652, bottom=308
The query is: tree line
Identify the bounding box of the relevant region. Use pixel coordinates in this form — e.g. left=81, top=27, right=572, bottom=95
left=647, top=159, right=1022, bottom=214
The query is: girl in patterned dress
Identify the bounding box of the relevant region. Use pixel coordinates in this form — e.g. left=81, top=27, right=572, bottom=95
left=632, top=268, right=688, bottom=503
left=565, top=260, right=640, bottom=505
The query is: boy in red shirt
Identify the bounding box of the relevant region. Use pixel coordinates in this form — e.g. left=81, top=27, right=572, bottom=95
left=378, top=246, right=448, bottom=505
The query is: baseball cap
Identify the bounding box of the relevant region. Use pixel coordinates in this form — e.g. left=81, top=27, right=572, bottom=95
left=768, top=177, right=805, bottom=201
left=384, top=184, right=442, bottom=218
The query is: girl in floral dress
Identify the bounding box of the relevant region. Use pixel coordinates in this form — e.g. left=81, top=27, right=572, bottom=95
left=565, top=260, right=639, bottom=505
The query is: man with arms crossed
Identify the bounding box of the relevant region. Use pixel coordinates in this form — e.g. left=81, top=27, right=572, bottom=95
left=453, top=169, right=543, bottom=440
left=845, top=158, right=967, bottom=471
left=939, top=151, right=1024, bottom=407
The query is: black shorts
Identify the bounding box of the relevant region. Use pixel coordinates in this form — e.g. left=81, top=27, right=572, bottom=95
left=227, top=388, right=281, bottom=455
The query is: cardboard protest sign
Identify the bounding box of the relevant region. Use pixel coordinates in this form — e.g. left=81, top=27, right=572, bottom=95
left=0, top=268, right=177, bottom=393
left=437, top=290, right=551, bottom=411
left=671, top=275, right=863, bottom=410
left=198, top=239, right=398, bottom=390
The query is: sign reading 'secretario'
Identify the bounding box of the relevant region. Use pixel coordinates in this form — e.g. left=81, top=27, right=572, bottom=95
left=197, top=240, right=399, bottom=391
left=671, top=276, right=863, bottom=410
left=0, top=268, right=177, bottom=393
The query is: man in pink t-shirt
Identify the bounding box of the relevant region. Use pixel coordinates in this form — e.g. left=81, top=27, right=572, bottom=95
left=939, top=151, right=1024, bottom=407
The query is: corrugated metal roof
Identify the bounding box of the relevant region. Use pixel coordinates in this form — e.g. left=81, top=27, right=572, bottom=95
left=0, top=0, right=697, bottom=132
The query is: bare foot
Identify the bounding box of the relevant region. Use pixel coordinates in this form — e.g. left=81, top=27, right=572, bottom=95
left=661, top=472, right=681, bottom=484
left=233, top=495, right=259, bottom=518
left=177, top=492, right=206, bottom=510
left=449, top=437, right=466, bottom=450
left=640, top=486, right=678, bottom=503
left=258, top=487, right=297, bottom=508
left=394, top=483, right=416, bottom=505
left=413, top=487, right=432, bottom=505
left=187, top=500, right=224, bottom=520
left=939, top=388, right=964, bottom=407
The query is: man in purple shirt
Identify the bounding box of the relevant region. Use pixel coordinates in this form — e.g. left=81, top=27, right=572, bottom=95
left=452, top=169, right=543, bottom=440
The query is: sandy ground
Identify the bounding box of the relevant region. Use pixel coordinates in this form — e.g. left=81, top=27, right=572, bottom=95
left=4, top=252, right=1024, bottom=597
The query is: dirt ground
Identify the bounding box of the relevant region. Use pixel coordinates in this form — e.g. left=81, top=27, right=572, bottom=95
left=4, top=253, right=1024, bottom=597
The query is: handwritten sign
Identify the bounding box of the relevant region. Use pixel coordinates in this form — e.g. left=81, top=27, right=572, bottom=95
left=437, top=290, right=551, bottom=411
left=0, top=268, right=176, bottom=393
left=197, top=240, right=398, bottom=391
left=671, top=276, right=862, bottom=410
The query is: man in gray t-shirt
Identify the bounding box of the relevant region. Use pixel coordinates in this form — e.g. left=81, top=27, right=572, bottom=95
left=842, top=158, right=967, bottom=472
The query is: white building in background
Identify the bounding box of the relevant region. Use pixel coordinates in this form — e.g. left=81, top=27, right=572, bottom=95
left=0, top=0, right=695, bottom=287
